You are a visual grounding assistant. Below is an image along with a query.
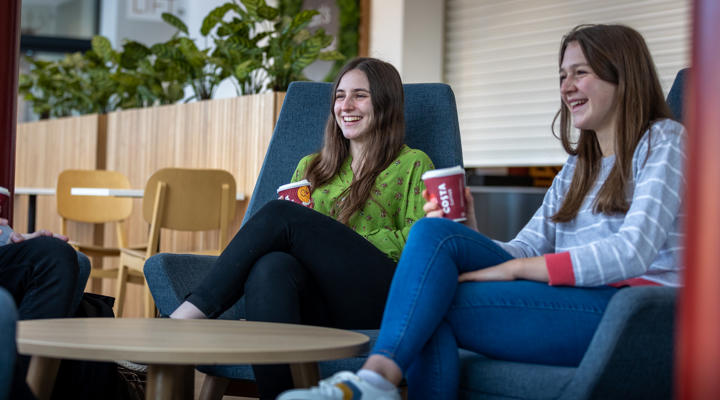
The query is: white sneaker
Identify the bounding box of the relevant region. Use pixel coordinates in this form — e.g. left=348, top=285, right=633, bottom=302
left=277, top=371, right=401, bottom=400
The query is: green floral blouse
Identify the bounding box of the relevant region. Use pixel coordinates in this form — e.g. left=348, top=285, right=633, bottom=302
left=291, top=145, right=434, bottom=261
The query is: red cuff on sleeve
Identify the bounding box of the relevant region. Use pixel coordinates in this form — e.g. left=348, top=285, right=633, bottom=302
left=545, top=252, right=575, bottom=286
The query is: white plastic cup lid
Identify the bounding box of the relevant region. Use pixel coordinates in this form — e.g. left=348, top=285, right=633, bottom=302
left=277, top=179, right=311, bottom=193
left=0, top=187, right=9, bottom=196
left=421, top=166, right=465, bottom=180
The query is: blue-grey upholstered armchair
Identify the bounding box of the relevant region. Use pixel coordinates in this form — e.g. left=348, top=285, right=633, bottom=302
left=667, top=68, right=687, bottom=122
left=144, top=81, right=464, bottom=398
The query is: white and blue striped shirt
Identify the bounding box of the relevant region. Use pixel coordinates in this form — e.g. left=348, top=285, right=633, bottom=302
left=497, top=119, right=686, bottom=287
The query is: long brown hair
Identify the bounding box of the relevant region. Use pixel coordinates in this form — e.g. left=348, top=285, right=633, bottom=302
left=551, top=24, right=672, bottom=222
left=304, top=57, right=405, bottom=224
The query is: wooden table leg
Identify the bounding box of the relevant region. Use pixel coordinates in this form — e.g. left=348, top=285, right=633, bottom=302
left=25, top=356, right=60, bottom=400
left=145, top=364, right=194, bottom=400
left=290, top=362, right=320, bottom=388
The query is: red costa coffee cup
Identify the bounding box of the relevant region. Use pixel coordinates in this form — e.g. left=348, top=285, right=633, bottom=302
left=277, top=179, right=314, bottom=208
left=422, top=166, right=467, bottom=222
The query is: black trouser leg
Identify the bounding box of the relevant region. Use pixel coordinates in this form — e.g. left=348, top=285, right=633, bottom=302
left=188, top=200, right=397, bottom=326
left=188, top=201, right=398, bottom=398
left=0, top=236, right=80, bottom=400
left=245, top=252, right=330, bottom=399
left=0, top=236, right=79, bottom=320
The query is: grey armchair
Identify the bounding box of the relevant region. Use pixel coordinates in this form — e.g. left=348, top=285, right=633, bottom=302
left=144, top=81, right=464, bottom=398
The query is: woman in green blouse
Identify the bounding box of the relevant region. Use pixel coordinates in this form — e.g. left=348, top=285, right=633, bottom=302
left=170, top=57, right=434, bottom=399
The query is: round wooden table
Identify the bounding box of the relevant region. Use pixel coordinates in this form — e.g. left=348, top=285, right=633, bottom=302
left=17, top=318, right=369, bottom=400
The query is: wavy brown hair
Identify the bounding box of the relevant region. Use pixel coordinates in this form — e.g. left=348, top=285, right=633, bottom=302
left=304, top=57, right=405, bottom=224
left=551, top=24, right=672, bottom=222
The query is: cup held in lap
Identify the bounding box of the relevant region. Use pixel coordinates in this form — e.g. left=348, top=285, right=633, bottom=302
left=277, top=179, right=314, bottom=208
left=422, top=166, right=467, bottom=222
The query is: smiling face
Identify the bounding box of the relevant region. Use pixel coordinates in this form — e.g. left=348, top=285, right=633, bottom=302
left=334, top=69, right=374, bottom=144
left=560, top=41, right=618, bottom=139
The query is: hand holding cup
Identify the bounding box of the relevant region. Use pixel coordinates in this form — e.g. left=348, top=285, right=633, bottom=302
left=421, top=166, right=467, bottom=222
left=277, top=179, right=314, bottom=208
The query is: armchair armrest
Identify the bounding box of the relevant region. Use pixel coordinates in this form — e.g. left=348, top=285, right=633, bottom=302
left=561, top=286, right=677, bottom=400
left=144, top=253, right=245, bottom=320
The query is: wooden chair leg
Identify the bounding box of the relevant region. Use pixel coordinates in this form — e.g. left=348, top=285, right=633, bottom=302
left=290, top=362, right=320, bottom=388
left=144, top=283, right=156, bottom=318
left=146, top=364, right=194, bottom=400
left=114, top=264, right=128, bottom=317
left=199, top=375, right=230, bottom=400
left=26, top=356, right=61, bottom=400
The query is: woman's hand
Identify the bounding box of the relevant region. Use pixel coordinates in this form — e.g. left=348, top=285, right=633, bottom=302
left=458, top=256, right=549, bottom=283
left=423, top=188, right=479, bottom=231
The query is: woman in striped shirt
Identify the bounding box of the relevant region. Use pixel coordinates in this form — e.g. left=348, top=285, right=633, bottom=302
left=279, top=24, right=686, bottom=400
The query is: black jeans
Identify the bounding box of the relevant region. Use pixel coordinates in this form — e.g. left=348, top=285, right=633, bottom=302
left=0, top=236, right=79, bottom=319
left=188, top=200, right=398, bottom=399
left=0, top=236, right=80, bottom=400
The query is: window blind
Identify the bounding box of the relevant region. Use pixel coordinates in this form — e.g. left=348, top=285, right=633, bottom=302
left=444, top=0, right=691, bottom=167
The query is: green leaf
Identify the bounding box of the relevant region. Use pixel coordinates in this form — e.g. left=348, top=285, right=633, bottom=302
left=178, top=37, right=205, bottom=68
left=289, top=9, right=318, bottom=33
left=241, top=0, right=262, bottom=18
left=234, top=59, right=256, bottom=80
left=293, top=29, right=311, bottom=42
left=162, top=12, right=189, bottom=35
left=201, top=3, right=241, bottom=36
left=257, top=5, right=279, bottom=20
left=91, top=36, right=114, bottom=63
left=120, top=41, right=151, bottom=69
left=166, top=82, right=186, bottom=102
left=318, top=50, right=345, bottom=61
left=137, top=85, right=156, bottom=102
left=277, top=0, right=303, bottom=18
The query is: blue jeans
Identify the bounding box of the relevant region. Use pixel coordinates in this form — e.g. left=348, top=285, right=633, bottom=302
left=370, top=218, right=619, bottom=399
left=0, top=288, right=17, bottom=400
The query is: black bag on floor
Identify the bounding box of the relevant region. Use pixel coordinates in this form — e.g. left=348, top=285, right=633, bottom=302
left=50, top=293, right=144, bottom=400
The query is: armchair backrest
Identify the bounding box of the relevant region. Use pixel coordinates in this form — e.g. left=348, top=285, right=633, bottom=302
left=667, top=68, right=688, bottom=122
left=244, top=81, right=464, bottom=223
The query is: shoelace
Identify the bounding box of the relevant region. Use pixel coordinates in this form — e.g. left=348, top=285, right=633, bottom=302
left=310, top=372, right=360, bottom=399
left=312, top=380, right=344, bottom=398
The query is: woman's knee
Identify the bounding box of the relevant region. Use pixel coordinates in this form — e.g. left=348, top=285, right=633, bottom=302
left=25, top=237, right=78, bottom=276
left=255, top=200, right=304, bottom=220
left=407, top=218, right=465, bottom=245
left=244, top=252, right=307, bottom=293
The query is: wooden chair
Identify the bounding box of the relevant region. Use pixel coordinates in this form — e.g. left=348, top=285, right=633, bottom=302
left=56, top=169, right=137, bottom=286
left=114, top=168, right=236, bottom=318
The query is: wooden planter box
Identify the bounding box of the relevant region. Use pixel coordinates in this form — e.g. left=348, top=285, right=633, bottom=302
left=15, top=92, right=286, bottom=316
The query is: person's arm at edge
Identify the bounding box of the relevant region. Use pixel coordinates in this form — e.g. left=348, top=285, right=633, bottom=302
left=0, top=218, right=68, bottom=243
